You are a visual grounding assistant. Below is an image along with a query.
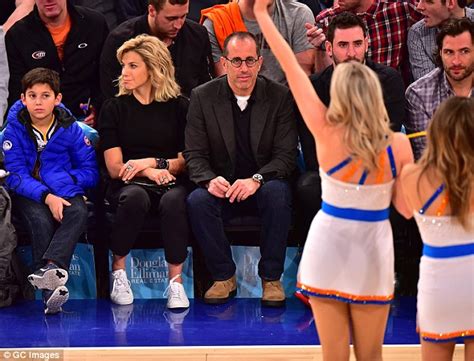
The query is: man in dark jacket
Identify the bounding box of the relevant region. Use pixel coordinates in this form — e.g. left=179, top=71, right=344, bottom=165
left=5, top=0, right=108, bottom=126
left=184, top=32, right=297, bottom=308
left=100, top=0, right=213, bottom=99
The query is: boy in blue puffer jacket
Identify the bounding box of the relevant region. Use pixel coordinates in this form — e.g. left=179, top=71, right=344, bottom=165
left=2, top=68, right=99, bottom=314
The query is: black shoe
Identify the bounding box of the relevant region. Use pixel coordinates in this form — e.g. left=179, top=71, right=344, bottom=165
left=28, top=264, right=68, bottom=291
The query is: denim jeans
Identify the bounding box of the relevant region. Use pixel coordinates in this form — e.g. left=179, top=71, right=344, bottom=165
left=187, top=179, right=292, bottom=281
left=12, top=195, right=88, bottom=270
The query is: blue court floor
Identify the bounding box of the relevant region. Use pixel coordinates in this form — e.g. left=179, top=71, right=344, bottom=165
left=0, top=297, right=419, bottom=348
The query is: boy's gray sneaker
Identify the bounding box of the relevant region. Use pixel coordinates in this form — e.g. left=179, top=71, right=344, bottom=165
left=28, top=263, right=68, bottom=291
left=43, top=286, right=69, bottom=315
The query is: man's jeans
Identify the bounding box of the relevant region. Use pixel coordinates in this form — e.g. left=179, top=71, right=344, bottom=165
left=12, top=195, right=88, bottom=270
left=187, top=179, right=292, bottom=281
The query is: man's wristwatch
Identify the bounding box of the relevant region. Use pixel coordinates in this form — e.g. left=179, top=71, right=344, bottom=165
left=252, top=173, right=264, bottom=185
left=155, top=158, right=169, bottom=170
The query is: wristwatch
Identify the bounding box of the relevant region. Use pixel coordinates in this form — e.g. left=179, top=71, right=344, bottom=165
left=155, top=158, right=169, bottom=170
left=252, top=173, right=264, bottom=185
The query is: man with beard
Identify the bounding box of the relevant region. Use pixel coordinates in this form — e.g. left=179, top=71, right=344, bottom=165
left=307, top=0, right=420, bottom=73
left=405, top=17, right=474, bottom=160
left=408, top=0, right=474, bottom=81
left=295, top=11, right=406, bottom=240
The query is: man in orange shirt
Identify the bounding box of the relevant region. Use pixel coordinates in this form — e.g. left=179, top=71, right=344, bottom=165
left=5, top=0, right=108, bottom=126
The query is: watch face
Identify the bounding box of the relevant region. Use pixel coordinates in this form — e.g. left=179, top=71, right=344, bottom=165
left=156, top=158, right=168, bottom=169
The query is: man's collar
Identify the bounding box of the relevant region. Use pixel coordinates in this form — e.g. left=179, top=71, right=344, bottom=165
left=225, top=77, right=258, bottom=102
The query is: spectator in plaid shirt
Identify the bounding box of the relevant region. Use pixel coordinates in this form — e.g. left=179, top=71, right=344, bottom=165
left=405, top=18, right=473, bottom=160
left=306, top=0, right=421, bottom=73
left=408, top=0, right=474, bottom=81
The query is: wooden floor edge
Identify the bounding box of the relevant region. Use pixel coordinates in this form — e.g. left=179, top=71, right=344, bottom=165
left=2, top=345, right=465, bottom=361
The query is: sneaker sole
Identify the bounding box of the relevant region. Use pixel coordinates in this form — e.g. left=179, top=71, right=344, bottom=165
left=261, top=298, right=286, bottom=308
left=29, top=268, right=68, bottom=290
left=167, top=301, right=190, bottom=309
left=45, top=286, right=69, bottom=315
left=204, top=289, right=237, bottom=305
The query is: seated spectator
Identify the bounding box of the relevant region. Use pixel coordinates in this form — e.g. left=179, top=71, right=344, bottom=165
left=2, top=68, right=99, bottom=315
left=98, top=35, right=192, bottom=309
left=200, top=0, right=315, bottom=83
left=184, top=32, right=297, bottom=308
left=405, top=18, right=474, bottom=160
left=100, top=0, right=213, bottom=99
left=296, top=11, right=405, bottom=235
left=307, top=0, right=421, bottom=74
left=408, top=0, right=474, bottom=81
left=5, top=0, right=108, bottom=126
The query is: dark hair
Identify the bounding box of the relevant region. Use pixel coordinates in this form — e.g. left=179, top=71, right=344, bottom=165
left=326, top=12, right=367, bottom=44
left=21, top=68, right=60, bottom=95
left=149, top=0, right=188, bottom=12
left=435, top=17, right=474, bottom=66
left=223, top=32, right=260, bottom=57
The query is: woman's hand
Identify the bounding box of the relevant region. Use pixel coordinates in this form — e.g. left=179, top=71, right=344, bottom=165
left=143, top=168, right=176, bottom=185
left=119, top=158, right=155, bottom=181
left=254, top=0, right=272, bottom=13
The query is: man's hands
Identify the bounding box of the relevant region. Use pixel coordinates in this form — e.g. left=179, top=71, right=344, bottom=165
left=45, top=194, right=71, bottom=222
left=207, top=176, right=260, bottom=203
left=305, top=23, right=326, bottom=48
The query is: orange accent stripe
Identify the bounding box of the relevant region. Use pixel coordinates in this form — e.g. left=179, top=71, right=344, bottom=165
left=421, top=329, right=474, bottom=341
left=341, top=159, right=362, bottom=182
left=297, top=282, right=393, bottom=302
left=375, top=151, right=386, bottom=184
left=436, top=194, right=449, bottom=217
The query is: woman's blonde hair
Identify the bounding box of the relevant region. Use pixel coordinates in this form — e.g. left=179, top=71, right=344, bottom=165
left=327, top=62, right=392, bottom=171
left=116, top=34, right=180, bottom=101
left=419, top=96, right=474, bottom=229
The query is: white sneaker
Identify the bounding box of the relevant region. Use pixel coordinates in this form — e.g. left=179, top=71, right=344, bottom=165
left=110, top=269, right=134, bottom=305
left=164, top=274, right=190, bottom=309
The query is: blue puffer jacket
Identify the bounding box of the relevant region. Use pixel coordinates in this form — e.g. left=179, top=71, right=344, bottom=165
left=3, top=102, right=99, bottom=203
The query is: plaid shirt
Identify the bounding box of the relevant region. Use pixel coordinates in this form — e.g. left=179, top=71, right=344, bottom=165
left=316, top=0, right=421, bottom=69
left=405, top=67, right=474, bottom=160
left=408, top=8, right=474, bottom=81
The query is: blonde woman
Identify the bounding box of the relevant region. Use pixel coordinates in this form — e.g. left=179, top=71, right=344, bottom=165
left=98, top=34, right=191, bottom=309
left=253, top=2, right=414, bottom=360
left=401, top=97, right=474, bottom=361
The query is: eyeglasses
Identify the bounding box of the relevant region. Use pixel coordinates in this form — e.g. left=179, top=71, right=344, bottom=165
left=224, top=56, right=260, bottom=68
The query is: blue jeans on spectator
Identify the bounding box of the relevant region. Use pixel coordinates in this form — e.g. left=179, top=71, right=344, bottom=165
left=12, top=194, right=88, bottom=270
left=187, top=179, right=292, bottom=281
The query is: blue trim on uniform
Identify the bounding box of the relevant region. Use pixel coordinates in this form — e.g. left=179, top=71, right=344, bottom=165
left=296, top=288, right=392, bottom=305
left=327, top=156, right=352, bottom=176
left=321, top=201, right=390, bottom=222
left=387, top=145, right=397, bottom=178
left=423, top=242, right=474, bottom=258
left=419, top=184, right=445, bottom=214
left=358, top=170, right=368, bottom=184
